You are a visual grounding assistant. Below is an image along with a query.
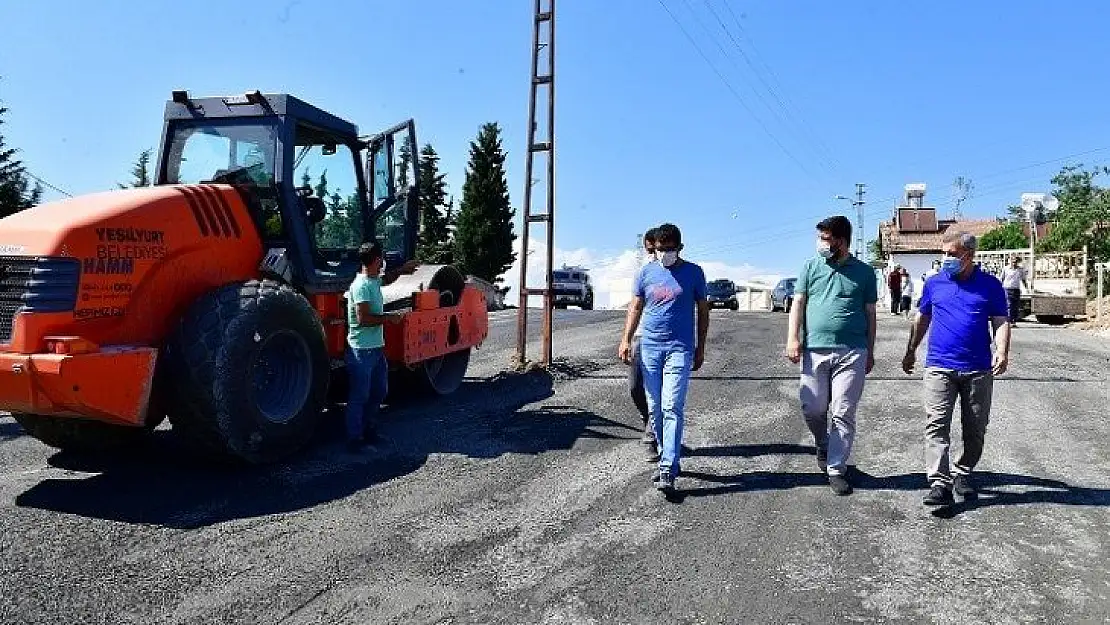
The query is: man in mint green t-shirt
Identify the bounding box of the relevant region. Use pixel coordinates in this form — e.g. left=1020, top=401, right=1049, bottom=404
left=785, top=216, right=878, bottom=496
left=345, top=242, right=417, bottom=451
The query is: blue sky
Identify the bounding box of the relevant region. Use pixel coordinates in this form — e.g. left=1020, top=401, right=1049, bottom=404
left=4, top=0, right=1110, bottom=302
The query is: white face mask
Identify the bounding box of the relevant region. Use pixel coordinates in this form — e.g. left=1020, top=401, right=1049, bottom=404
left=817, top=240, right=834, bottom=259
left=659, top=251, right=679, bottom=267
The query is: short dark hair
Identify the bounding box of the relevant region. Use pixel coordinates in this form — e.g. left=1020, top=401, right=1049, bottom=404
left=644, top=228, right=658, bottom=244
left=358, top=241, right=383, bottom=267
left=816, top=215, right=852, bottom=243
left=655, top=223, right=682, bottom=246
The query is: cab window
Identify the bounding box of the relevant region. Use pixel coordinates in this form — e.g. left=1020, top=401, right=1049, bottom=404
left=292, top=124, right=364, bottom=251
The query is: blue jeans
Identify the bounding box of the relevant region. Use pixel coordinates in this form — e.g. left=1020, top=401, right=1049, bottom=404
left=640, top=343, right=693, bottom=478
left=345, top=346, right=389, bottom=441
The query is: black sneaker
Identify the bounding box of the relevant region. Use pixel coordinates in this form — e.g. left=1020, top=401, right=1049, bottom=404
left=953, top=475, right=977, bottom=499
left=816, top=448, right=828, bottom=473
left=654, top=471, right=675, bottom=494
left=640, top=423, right=655, bottom=445
left=346, top=439, right=370, bottom=453
left=922, top=484, right=955, bottom=506
left=645, top=443, right=661, bottom=463
left=829, top=474, right=853, bottom=496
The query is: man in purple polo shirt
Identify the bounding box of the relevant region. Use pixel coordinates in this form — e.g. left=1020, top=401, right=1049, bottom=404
left=902, top=230, right=1012, bottom=507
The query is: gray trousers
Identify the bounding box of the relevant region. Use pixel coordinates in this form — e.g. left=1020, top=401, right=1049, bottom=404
left=924, top=368, right=993, bottom=487
left=799, top=348, right=868, bottom=476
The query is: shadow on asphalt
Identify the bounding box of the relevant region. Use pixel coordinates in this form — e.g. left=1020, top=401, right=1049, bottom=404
left=13, top=369, right=634, bottom=529
left=0, top=419, right=22, bottom=441
left=676, top=468, right=1110, bottom=514
left=684, top=443, right=814, bottom=458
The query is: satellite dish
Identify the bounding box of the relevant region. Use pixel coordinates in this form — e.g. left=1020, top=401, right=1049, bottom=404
left=1020, top=192, right=1058, bottom=219
left=1042, top=194, right=1060, bottom=213
left=1020, top=193, right=1041, bottom=216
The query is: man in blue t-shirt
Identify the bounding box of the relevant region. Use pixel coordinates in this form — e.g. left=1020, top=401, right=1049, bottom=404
left=619, top=223, right=709, bottom=494
left=903, top=231, right=1012, bottom=507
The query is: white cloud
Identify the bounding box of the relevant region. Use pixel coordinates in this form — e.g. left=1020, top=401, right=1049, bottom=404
left=497, top=238, right=784, bottom=309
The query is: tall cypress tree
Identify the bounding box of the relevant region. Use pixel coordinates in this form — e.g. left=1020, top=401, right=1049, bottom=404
left=416, top=143, right=453, bottom=264
left=453, top=123, right=517, bottom=282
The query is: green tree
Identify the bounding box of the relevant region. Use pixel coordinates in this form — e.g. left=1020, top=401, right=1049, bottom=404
left=866, top=238, right=882, bottom=263
left=415, top=144, right=453, bottom=264
left=310, top=170, right=362, bottom=249
left=453, top=123, right=517, bottom=282
left=952, top=176, right=973, bottom=218
left=1004, top=204, right=1026, bottom=221
left=0, top=100, right=41, bottom=217
left=1040, top=165, right=1110, bottom=260
left=395, top=140, right=412, bottom=192
left=314, top=169, right=329, bottom=200
left=118, top=149, right=152, bottom=188
left=979, top=221, right=1029, bottom=251
left=1034, top=164, right=1110, bottom=296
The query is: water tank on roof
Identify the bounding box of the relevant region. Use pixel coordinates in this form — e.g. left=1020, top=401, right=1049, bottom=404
left=904, top=183, right=927, bottom=209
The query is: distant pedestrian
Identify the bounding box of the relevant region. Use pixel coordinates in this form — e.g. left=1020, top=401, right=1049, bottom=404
left=628, top=228, right=659, bottom=459
left=902, top=231, right=1011, bottom=507
left=925, top=259, right=941, bottom=282
left=1000, top=255, right=1029, bottom=325
left=887, top=266, right=903, bottom=316
left=899, top=267, right=913, bottom=314
left=785, top=215, right=878, bottom=496
left=619, top=223, right=709, bottom=494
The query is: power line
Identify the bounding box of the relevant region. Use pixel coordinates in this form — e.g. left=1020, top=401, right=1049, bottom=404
left=699, top=0, right=842, bottom=177
left=718, top=0, right=843, bottom=173
left=690, top=174, right=1057, bottom=259
left=655, top=0, right=824, bottom=185
left=22, top=171, right=72, bottom=198
left=688, top=144, right=1110, bottom=255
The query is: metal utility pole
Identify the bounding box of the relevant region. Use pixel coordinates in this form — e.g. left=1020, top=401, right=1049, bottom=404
left=515, top=0, right=556, bottom=367
left=854, top=183, right=867, bottom=258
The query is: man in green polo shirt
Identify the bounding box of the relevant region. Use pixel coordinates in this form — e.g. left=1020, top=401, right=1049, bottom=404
left=785, top=215, right=878, bottom=495
left=345, top=242, right=418, bottom=452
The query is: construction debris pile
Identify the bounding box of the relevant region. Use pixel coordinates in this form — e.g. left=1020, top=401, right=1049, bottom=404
left=1080, top=296, right=1110, bottom=332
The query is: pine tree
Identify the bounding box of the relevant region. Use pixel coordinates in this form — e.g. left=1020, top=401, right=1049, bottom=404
left=415, top=143, right=453, bottom=264
left=314, top=169, right=329, bottom=200
left=453, top=123, right=517, bottom=282
left=118, top=149, right=152, bottom=188
left=0, top=99, right=39, bottom=217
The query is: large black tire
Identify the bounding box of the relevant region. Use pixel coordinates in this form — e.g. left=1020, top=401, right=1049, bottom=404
left=163, top=280, right=329, bottom=464
left=12, top=412, right=151, bottom=454
left=413, top=348, right=472, bottom=396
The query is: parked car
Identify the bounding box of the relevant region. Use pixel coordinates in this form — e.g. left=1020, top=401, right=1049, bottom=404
left=707, top=278, right=739, bottom=310
left=771, top=278, right=796, bottom=312
left=552, top=265, right=594, bottom=310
